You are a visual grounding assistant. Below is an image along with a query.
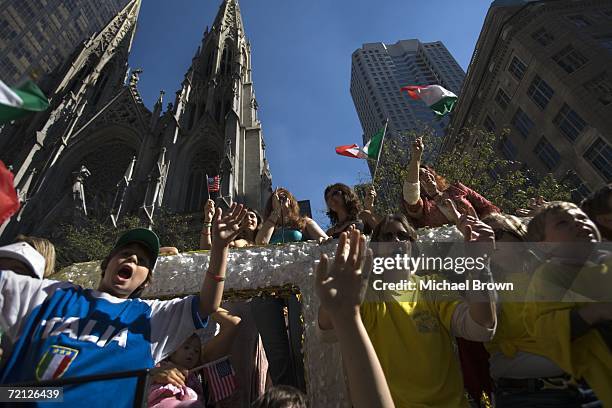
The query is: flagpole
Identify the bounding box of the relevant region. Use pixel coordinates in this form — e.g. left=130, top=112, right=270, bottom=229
left=205, top=173, right=211, bottom=200
left=372, top=118, right=389, bottom=184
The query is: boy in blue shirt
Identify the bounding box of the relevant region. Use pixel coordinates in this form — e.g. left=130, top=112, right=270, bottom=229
left=0, top=203, right=247, bottom=407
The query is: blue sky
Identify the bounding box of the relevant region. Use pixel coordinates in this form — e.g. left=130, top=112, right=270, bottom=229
left=128, top=0, right=492, bottom=227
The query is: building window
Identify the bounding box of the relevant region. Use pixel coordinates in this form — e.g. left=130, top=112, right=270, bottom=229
left=532, top=28, right=555, bottom=46
left=583, top=71, right=612, bottom=105
left=568, top=15, right=591, bottom=28
left=483, top=115, right=496, bottom=132
left=495, top=88, right=511, bottom=110
left=527, top=75, right=554, bottom=109
left=534, top=137, right=561, bottom=170
left=512, top=108, right=534, bottom=138
left=584, top=137, right=612, bottom=181
left=594, top=34, right=612, bottom=52
left=553, top=104, right=586, bottom=143
left=508, top=56, right=526, bottom=80
left=500, top=136, right=517, bottom=159
left=552, top=45, right=588, bottom=74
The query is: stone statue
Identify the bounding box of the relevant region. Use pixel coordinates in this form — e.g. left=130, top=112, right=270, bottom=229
left=72, top=165, right=91, bottom=216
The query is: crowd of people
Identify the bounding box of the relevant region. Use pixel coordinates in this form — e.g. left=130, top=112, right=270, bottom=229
left=0, top=137, right=610, bottom=408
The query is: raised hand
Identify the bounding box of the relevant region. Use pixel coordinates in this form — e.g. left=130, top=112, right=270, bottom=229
left=411, top=137, right=424, bottom=160
left=315, top=230, right=371, bottom=318
left=458, top=214, right=495, bottom=244
left=203, top=199, right=215, bottom=223
left=440, top=198, right=462, bottom=225
left=364, top=187, right=376, bottom=210
left=212, top=203, right=248, bottom=247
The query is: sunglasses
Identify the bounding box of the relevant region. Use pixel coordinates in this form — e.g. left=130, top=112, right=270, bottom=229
left=379, top=231, right=415, bottom=242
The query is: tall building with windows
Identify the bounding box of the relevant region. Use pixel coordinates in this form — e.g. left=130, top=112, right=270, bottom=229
left=0, top=0, right=130, bottom=85
left=350, top=39, right=465, bottom=167
left=446, top=0, right=612, bottom=200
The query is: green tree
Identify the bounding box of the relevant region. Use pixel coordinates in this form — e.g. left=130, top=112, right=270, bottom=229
left=357, top=126, right=571, bottom=217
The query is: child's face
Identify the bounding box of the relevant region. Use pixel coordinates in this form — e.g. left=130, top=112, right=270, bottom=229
left=169, top=335, right=200, bottom=370
left=99, top=243, right=151, bottom=298
left=543, top=208, right=600, bottom=243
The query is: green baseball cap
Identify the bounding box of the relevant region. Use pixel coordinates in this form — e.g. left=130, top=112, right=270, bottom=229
left=113, top=228, right=160, bottom=271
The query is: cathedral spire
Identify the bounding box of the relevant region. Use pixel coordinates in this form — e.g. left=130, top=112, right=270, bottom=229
left=211, top=0, right=245, bottom=37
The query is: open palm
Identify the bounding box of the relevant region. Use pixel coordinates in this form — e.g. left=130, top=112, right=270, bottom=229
left=212, top=203, right=247, bottom=246
left=315, top=230, right=371, bottom=316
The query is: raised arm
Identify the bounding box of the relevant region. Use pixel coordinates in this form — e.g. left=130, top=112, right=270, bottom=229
left=255, top=190, right=281, bottom=245
left=456, top=215, right=497, bottom=331
left=403, top=138, right=424, bottom=218
left=199, top=203, right=247, bottom=317
left=199, top=199, right=216, bottom=250
left=360, top=186, right=381, bottom=230
left=315, top=230, right=394, bottom=408
left=305, top=217, right=328, bottom=241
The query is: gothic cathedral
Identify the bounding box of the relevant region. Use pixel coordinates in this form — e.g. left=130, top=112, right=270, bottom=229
left=0, top=0, right=272, bottom=240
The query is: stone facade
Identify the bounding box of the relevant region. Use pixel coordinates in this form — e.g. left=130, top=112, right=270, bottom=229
left=445, top=0, right=612, bottom=200
left=0, top=0, right=272, bottom=241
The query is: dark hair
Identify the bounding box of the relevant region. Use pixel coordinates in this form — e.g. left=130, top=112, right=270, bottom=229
left=264, top=188, right=307, bottom=230
left=251, top=385, right=307, bottom=408
left=526, top=201, right=602, bottom=242
left=581, top=184, right=612, bottom=240
left=419, top=164, right=450, bottom=194
left=324, top=183, right=362, bottom=225
left=371, top=213, right=417, bottom=242
left=100, top=244, right=153, bottom=299
left=236, top=208, right=263, bottom=241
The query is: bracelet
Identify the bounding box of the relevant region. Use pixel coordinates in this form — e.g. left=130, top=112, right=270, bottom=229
left=206, top=270, right=226, bottom=282
left=203, top=222, right=212, bottom=228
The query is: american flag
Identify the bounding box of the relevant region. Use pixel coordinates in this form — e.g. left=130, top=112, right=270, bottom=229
left=202, top=356, right=238, bottom=403
left=207, top=175, right=220, bottom=193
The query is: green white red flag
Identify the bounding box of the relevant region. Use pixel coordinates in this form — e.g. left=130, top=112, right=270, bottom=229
left=400, top=84, right=457, bottom=116
left=335, top=125, right=386, bottom=160
left=0, top=80, right=49, bottom=124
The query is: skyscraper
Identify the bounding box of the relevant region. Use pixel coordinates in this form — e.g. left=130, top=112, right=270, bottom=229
left=350, top=39, right=465, bottom=166
left=0, top=0, right=130, bottom=85
left=445, top=0, right=612, bottom=199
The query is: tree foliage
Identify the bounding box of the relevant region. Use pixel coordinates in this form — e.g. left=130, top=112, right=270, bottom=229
left=52, top=209, right=202, bottom=269
left=357, top=126, right=571, bottom=217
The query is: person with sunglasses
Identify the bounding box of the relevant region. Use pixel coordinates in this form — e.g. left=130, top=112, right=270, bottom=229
left=318, top=213, right=498, bottom=408
left=324, top=183, right=365, bottom=239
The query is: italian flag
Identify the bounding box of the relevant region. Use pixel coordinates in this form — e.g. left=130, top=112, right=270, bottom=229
left=0, top=80, right=49, bottom=124
left=335, top=124, right=386, bottom=160
left=400, top=85, right=457, bottom=116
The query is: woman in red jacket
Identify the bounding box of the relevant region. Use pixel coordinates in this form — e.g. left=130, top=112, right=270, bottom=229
left=401, top=138, right=500, bottom=228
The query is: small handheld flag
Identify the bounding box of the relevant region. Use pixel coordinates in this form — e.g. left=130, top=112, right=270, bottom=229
left=400, top=85, right=457, bottom=116
left=207, top=175, right=220, bottom=193
left=202, top=356, right=238, bottom=403
left=0, top=80, right=50, bottom=124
